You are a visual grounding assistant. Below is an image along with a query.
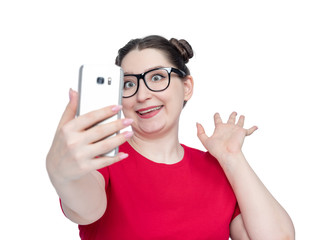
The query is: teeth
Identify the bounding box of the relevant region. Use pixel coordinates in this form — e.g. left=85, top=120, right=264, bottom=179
left=138, top=106, right=162, bottom=115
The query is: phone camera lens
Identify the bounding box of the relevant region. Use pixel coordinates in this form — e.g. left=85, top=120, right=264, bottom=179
left=97, top=77, right=104, bottom=84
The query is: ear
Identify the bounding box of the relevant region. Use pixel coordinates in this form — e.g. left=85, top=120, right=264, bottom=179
left=183, top=75, right=194, bottom=101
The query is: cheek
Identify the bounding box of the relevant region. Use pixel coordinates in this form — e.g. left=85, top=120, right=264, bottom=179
left=164, top=90, right=185, bottom=112
left=121, top=99, right=134, bottom=118
left=170, top=85, right=185, bottom=104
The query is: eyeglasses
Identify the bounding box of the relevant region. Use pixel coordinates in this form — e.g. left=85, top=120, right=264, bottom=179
left=122, top=67, right=186, bottom=98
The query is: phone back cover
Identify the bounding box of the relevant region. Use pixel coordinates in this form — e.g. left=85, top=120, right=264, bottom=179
left=77, top=65, right=123, bottom=156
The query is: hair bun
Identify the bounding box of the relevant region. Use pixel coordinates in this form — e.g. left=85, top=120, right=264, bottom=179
left=170, top=38, right=194, bottom=64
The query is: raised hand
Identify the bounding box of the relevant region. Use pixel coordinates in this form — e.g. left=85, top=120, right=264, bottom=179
left=196, top=112, right=257, bottom=165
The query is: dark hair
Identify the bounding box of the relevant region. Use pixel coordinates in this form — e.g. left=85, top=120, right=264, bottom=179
left=115, top=35, right=193, bottom=75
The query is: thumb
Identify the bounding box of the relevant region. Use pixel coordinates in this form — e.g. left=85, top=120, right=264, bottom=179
left=57, top=88, right=79, bottom=129
left=196, top=122, right=208, bottom=146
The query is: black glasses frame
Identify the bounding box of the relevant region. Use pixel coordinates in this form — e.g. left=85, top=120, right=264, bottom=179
left=123, top=67, right=186, bottom=98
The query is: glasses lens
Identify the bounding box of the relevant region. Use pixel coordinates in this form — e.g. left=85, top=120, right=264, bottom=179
left=123, top=76, right=138, bottom=98
left=145, top=68, right=169, bottom=91
left=122, top=68, right=171, bottom=98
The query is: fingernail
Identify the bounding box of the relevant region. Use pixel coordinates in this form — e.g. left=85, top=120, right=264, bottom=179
left=112, top=105, right=123, bottom=112
left=118, top=153, right=129, bottom=160
left=69, top=88, right=73, bottom=101
left=123, top=131, right=133, bottom=139
left=123, top=118, right=134, bottom=126
left=69, top=88, right=77, bottom=102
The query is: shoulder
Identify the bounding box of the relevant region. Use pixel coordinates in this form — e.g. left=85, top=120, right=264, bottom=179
left=119, top=141, right=132, bottom=152
left=182, top=144, right=227, bottom=177
left=181, top=144, right=218, bottom=162
left=181, top=144, right=206, bottom=156
left=95, top=142, right=133, bottom=189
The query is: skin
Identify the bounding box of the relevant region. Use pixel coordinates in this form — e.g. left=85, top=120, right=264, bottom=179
left=46, top=93, right=133, bottom=224
left=120, top=49, right=193, bottom=164
left=46, top=48, right=295, bottom=239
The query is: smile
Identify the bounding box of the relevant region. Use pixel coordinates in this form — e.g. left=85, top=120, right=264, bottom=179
left=136, top=105, right=163, bottom=118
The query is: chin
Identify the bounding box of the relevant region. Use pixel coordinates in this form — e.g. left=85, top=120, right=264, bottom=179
left=140, top=123, right=165, bottom=135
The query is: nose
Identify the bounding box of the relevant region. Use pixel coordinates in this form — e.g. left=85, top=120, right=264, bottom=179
left=136, top=79, right=152, bottom=102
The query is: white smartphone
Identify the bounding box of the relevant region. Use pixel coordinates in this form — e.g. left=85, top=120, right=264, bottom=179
left=77, top=64, right=124, bottom=157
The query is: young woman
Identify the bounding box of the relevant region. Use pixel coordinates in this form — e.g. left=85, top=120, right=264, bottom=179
left=46, top=35, right=295, bottom=239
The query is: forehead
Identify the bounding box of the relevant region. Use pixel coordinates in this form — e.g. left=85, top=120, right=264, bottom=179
left=121, top=48, right=172, bottom=74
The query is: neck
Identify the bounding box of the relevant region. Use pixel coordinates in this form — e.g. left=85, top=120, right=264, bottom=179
left=128, top=129, right=184, bottom=165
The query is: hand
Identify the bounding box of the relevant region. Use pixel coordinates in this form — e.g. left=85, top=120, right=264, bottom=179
left=46, top=89, right=133, bottom=185
left=197, top=112, right=257, bottom=165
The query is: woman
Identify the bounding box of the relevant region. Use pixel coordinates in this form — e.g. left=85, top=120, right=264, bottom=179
left=46, top=35, right=295, bottom=239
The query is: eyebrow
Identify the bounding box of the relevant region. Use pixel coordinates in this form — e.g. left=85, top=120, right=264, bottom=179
left=123, top=65, right=166, bottom=75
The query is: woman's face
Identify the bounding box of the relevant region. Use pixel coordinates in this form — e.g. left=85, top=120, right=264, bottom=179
left=121, top=48, right=193, bottom=138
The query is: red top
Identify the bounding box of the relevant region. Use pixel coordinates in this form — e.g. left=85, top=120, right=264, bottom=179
left=78, top=142, right=240, bottom=240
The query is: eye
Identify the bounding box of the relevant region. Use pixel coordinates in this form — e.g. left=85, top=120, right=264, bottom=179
left=151, top=74, right=165, bottom=82
left=124, top=81, right=136, bottom=90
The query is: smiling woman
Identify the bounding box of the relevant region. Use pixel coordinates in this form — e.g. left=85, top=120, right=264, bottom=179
left=118, top=44, right=194, bottom=141
left=46, top=35, right=295, bottom=240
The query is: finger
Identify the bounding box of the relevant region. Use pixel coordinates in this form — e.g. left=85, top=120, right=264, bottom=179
left=196, top=122, right=209, bottom=146
left=237, top=115, right=245, bottom=127
left=89, top=131, right=133, bottom=158
left=73, top=105, right=123, bottom=131
left=84, top=118, right=133, bottom=144
left=90, top=152, right=129, bottom=170
left=246, top=126, right=258, bottom=136
left=57, top=89, right=78, bottom=129
left=227, top=112, right=237, bottom=124
left=214, top=113, right=223, bottom=125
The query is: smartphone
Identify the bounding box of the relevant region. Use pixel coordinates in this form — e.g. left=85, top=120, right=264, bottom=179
left=77, top=64, right=124, bottom=157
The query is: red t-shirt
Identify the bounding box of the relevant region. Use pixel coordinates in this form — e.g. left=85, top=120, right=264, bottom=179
left=78, top=142, right=240, bottom=239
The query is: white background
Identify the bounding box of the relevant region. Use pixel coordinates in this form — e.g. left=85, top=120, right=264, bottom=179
left=1, top=0, right=321, bottom=239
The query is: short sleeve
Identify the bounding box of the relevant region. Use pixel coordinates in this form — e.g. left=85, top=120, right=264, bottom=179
left=231, top=202, right=241, bottom=221
left=59, top=198, right=67, bottom=216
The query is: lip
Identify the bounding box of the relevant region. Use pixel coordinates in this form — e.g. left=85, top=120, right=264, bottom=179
left=136, top=105, right=163, bottom=119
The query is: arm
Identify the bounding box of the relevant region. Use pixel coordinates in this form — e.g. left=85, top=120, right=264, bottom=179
left=230, top=215, right=251, bottom=240
left=46, top=89, right=133, bottom=224
left=56, top=171, right=107, bottom=225
left=197, top=112, right=295, bottom=240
